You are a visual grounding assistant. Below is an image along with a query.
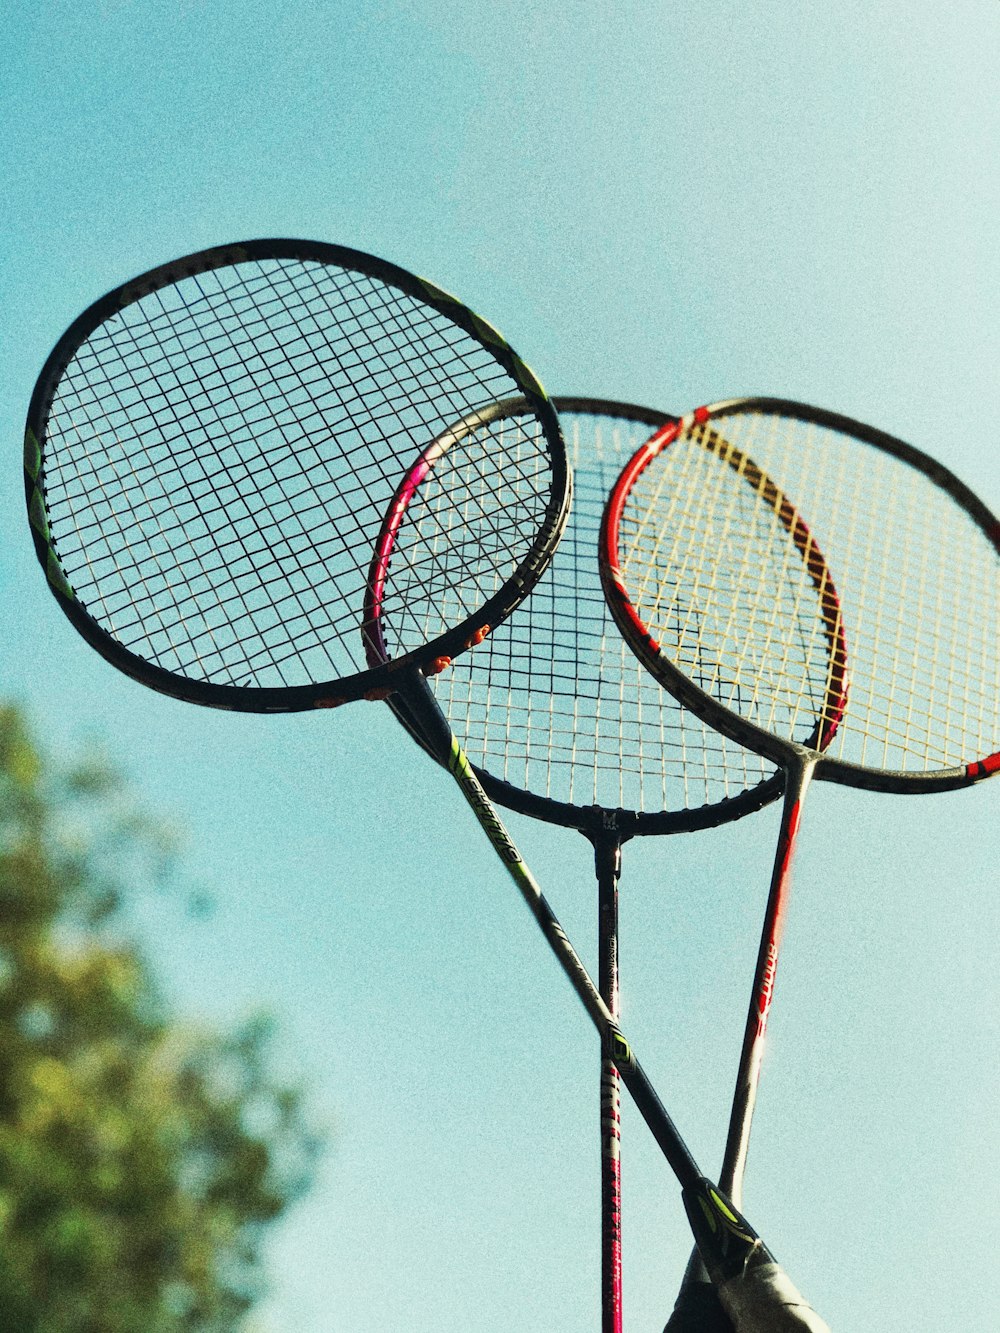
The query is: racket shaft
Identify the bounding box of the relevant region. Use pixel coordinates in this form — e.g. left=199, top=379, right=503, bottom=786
left=448, top=731, right=699, bottom=1183
left=394, top=668, right=701, bottom=1183
left=600, top=1047, right=623, bottom=1333
left=668, top=756, right=816, bottom=1327
left=721, top=753, right=816, bottom=1202
left=395, top=672, right=830, bottom=1328
left=594, top=834, right=624, bottom=1333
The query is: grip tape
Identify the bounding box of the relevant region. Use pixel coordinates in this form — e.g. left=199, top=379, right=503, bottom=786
left=719, top=1261, right=831, bottom=1333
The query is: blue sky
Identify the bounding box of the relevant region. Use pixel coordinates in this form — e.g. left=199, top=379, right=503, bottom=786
left=2, top=4, right=998, bottom=1330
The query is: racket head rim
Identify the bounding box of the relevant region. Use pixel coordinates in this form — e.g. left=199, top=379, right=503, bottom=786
left=389, top=394, right=785, bottom=835
left=24, top=239, right=570, bottom=714
left=599, top=396, right=1000, bottom=794
left=711, top=396, right=1000, bottom=546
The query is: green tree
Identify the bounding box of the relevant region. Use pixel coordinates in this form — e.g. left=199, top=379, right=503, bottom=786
left=0, top=704, right=322, bottom=1332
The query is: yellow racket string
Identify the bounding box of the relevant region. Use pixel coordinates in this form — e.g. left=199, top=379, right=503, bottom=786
left=618, top=409, right=999, bottom=774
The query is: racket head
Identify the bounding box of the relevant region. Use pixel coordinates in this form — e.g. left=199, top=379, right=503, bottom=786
left=25, top=240, right=569, bottom=713
left=389, top=397, right=783, bottom=837
left=600, top=397, right=1000, bottom=794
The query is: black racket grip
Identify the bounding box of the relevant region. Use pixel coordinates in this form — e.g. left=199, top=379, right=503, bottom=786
left=662, top=1278, right=735, bottom=1331
left=682, top=1178, right=831, bottom=1333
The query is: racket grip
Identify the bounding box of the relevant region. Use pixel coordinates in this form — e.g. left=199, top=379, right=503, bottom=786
left=716, top=1260, right=831, bottom=1333
left=682, top=1178, right=831, bottom=1333
left=662, top=1278, right=735, bottom=1331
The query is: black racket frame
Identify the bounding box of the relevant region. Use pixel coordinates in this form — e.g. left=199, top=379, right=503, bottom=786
left=24, top=239, right=570, bottom=714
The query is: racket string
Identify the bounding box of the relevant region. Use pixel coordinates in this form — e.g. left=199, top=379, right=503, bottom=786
left=41, top=255, right=559, bottom=693
left=620, top=436, right=834, bottom=746
left=426, top=407, right=776, bottom=817
left=618, top=407, right=999, bottom=775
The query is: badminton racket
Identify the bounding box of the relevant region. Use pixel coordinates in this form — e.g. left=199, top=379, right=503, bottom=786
left=600, top=397, right=1000, bottom=1330
left=364, top=422, right=832, bottom=1329
left=383, top=396, right=782, bottom=1333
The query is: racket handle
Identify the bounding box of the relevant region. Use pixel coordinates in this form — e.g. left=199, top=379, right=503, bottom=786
left=662, top=1278, right=734, bottom=1331
left=682, top=1179, right=831, bottom=1333
left=716, top=1261, right=831, bottom=1333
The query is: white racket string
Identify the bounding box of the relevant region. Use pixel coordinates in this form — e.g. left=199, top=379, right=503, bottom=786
left=426, top=406, right=777, bottom=817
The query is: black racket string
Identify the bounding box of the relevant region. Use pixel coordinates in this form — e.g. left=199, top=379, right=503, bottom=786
left=38, top=256, right=560, bottom=695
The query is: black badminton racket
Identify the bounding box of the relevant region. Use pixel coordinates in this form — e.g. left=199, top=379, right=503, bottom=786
left=363, top=427, right=832, bottom=1328
left=24, top=238, right=569, bottom=711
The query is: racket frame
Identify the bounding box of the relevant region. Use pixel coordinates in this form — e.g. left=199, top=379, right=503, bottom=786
left=600, top=397, right=1000, bottom=795
left=24, top=239, right=570, bottom=714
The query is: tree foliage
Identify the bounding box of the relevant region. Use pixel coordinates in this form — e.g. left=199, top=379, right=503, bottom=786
left=0, top=705, right=322, bottom=1331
